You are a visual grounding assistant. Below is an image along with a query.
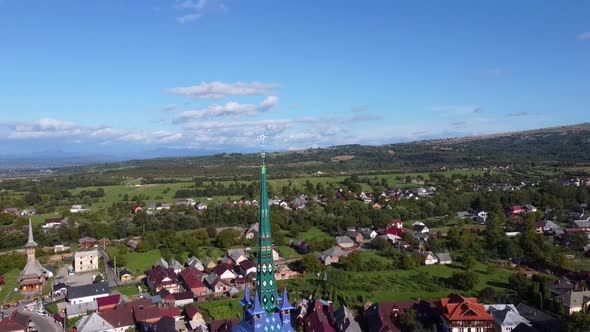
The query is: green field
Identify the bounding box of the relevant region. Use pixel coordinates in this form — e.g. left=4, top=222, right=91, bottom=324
left=114, top=284, right=141, bottom=297
left=198, top=298, right=243, bottom=320
left=298, top=227, right=332, bottom=242
left=0, top=270, right=20, bottom=303
left=107, top=248, right=162, bottom=275
left=283, top=253, right=514, bottom=308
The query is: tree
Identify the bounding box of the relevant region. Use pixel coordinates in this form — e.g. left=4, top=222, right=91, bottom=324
left=451, top=271, right=479, bottom=290
left=563, top=312, right=590, bottom=332
left=571, top=231, right=589, bottom=252
left=478, top=287, right=497, bottom=303
left=395, top=309, right=429, bottom=332
left=462, top=254, right=477, bottom=271
left=300, top=254, right=322, bottom=274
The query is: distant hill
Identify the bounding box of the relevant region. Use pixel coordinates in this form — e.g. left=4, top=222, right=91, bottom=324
left=66, top=122, right=590, bottom=179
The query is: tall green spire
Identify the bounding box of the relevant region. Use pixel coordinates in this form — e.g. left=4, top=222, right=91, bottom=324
left=256, top=163, right=278, bottom=314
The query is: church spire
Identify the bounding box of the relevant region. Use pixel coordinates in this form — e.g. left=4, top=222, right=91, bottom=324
left=254, top=129, right=279, bottom=314
left=25, top=218, right=37, bottom=248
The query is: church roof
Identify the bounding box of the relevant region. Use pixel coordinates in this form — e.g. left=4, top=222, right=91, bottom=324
left=25, top=219, right=37, bottom=248
left=19, top=253, right=46, bottom=280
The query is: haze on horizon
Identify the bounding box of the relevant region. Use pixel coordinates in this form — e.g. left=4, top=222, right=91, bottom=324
left=0, top=0, right=589, bottom=159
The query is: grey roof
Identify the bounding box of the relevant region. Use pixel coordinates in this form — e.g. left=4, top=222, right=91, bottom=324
left=64, top=301, right=98, bottom=317
left=335, top=236, right=354, bottom=245
left=119, top=269, right=132, bottom=277
left=573, top=220, right=590, bottom=228
left=323, top=246, right=346, bottom=257
left=187, top=256, right=205, bottom=270
left=516, top=303, right=561, bottom=329
left=76, top=312, right=114, bottom=332
left=436, top=252, right=452, bottom=262
left=488, top=307, right=530, bottom=327
left=170, top=259, right=183, bottom=271
left=68, top=282, right=110, bottom=300
left=228, top=248, right=246, bottom=261
left=554, top=290, right=590, bottom=308
left=155, top=257, right=169, bottom=269
left=334, top=305, right=362, bottom=332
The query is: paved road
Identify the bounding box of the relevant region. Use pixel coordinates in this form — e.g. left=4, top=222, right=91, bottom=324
left=98, top=248, right=119, bottom=287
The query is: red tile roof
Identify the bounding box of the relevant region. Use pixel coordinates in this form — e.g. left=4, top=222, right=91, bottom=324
left=160, top=307, right=181, bottom=318
left=384, top=227, right=403, bottom=237
left=179, top=266, right=206, bottom=290
left=185, top=304, right=201, bottom=320
left=145, top=265, right=178, bottom=289
left=96, top=294, right=120, bottom=309
left=440, top=294, right=493, bottom=322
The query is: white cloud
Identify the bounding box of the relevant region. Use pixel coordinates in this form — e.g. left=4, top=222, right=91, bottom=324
left=165, top=81, right=278, bottom=99
left=161, top=104, right=177, bottom=112
left=578, top=32, right=590, bottom=40
left=175, top=0, right=226, bottom=24
left=174, top=96, right=279, bottom=122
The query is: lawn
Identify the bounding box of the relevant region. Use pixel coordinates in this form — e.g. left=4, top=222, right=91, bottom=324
left=198, top=298, right=243, bottom=320
left=275, top=246, right=300, bottom=260
left=283, top=254, right=514, bottom=309
left=298, top=227, right=332, bottom=242
left=0, top=270, right=22, bottom=304
left=107, top=249, right=162, bottom=275
left=114, top=284, right=141, bottom=297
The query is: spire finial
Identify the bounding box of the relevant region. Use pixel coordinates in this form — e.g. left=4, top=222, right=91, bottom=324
left=257, top=128, right=269, bottom=165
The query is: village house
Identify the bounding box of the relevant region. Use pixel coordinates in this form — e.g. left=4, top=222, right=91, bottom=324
left=291, top=240, right=311, bottom=254
left=275, top=265, right=299, bottom=280
left=244, top=223, right=259, bottom=240
left=186, top=256, right=205, bottom=271
left=74, top=250, right=99, bottom=273
left=145, top=265, right=180, bottom=294
left=334, top=305, right=361, bottom=332
left=96, top=294, right=121, bottom=312
left=2, top=207, right=21, bottom=216
left=119, top=269, right=133, bottom=282
left=126, top=239, right=139, bottom=251
left=345, top=230, right=364, bottom=243
left=316, top=246, right=347, bottom=265
left=440, top=294, right=494, bottom=332
left=203, top=257, right=217, bottom=270
left=506, top=205, right=526, bottom=217
left=76, top=312, right=114, bottom=332
left=204, top=273, right=230, bottom=294
left=554, top=290, right=590, bottom=315
left=41, top=217, right=66, bottom=231
left=67, top=282, right=110, bottom=305
left=436, top=252, right=453, bottom=265
left=227, top=248, right=248, bottom=264
left=364, top=300, right=437, bottom=332
left=70, top=204, right=90, bottom=213
left=78, top=237, right=97, bottom=249
left=235, top=259, right=256, bottom=278
left=212, top=264, right=237, bottom=282
left=485, top=304, right=532, bottom=332
left=179, top=266, right=207, bottom=297
left=423, top=251, right=438, bottom=265
left=336, top=236, right=355, bottom=249
left=360, top=228, right=378, bottom=240
left=0, top=311, right=34, bottom=331
left=170, top=259, right=184, bottom=274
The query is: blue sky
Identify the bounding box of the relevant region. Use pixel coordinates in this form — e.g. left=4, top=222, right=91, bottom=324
left=0, top=0, right=589, bottom=157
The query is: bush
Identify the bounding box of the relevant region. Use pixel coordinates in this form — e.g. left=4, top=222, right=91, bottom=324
left=451, top=270, right=479, bottom=290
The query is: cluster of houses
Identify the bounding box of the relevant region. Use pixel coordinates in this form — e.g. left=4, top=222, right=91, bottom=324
left=143, top=249, right=298, bottom=303
left=1, top=207, right=36, bottom=216
left=51, top=282, right=207, bottom=332
left=134, top=199, right=209, bottom=215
